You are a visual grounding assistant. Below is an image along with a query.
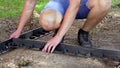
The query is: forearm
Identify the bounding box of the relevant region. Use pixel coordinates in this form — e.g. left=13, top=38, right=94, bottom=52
left=17, top=0, right=37, bottom=32
left=55, top=1, right=80, bottom=38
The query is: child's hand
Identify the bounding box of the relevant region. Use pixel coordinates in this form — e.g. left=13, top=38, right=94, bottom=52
left=42, top=36, right=62, bottom=53
left=10, top=30, right=21, bottom=39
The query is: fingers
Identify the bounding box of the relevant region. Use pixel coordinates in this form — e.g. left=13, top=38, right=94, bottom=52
left=42, top=42, right=51, bottom=52
left=9, top=35, right=18, bottom=39
left=9, top=34, right=14, bottom=39
left=42, top=43, right=49, bottom=52
left=9, top=35, right=12, bottom=39
left=51, top=45, right=56, bottom=53
left=48, top=44, right=53, bottom=53
left=42, top=36, right=61, bottom=53
left=9, top=31, right=21, bottom=39
left=42, top=43, right=57, bottom=53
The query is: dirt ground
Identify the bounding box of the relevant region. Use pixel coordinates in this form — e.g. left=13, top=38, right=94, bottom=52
left=0, top=6, right=120, bottom=68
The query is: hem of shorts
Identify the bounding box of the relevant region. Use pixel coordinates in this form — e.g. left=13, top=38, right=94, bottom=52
left=40, top=8, right=63, bottom=18
left=86, top=0, right=90, bottom=9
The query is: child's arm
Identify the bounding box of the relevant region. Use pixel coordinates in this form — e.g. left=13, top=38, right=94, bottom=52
left=42, top=0, right=81, bottom=53
left=10, top=0, right=37, bottom=38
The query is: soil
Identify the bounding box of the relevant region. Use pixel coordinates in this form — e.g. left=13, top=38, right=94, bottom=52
left=0, top=7, right=120, bottom=68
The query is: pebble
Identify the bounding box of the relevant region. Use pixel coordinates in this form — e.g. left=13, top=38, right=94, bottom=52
left=7, top=63, right=19, bottom=68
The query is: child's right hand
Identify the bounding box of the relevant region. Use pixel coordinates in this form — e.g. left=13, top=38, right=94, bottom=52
left=10, top=30, right=21, bottom=39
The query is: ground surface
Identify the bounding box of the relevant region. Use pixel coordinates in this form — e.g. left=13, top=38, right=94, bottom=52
left=0, top=6, right=120, bottom=68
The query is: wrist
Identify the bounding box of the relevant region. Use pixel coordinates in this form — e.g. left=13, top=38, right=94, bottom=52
left=16, top=28, right=22, bottom=33
left=54, top=34, right=64, bottom=40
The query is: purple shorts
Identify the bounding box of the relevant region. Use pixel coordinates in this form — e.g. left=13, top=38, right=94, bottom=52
left=41, top=0, right=90, bottom=19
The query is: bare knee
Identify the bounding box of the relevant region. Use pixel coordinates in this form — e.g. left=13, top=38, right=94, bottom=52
left=39, top=10, right=62, bottom=31
left=89, top=0, right=111, bottom=12
left=99, top=0, right=111, bottom=12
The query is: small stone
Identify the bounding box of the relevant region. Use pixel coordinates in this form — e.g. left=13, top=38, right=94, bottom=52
left=0, top=58, right=3, bottom=61
left=7, top=63, right=19, bottom=68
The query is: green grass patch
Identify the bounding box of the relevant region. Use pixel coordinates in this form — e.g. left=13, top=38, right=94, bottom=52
left=35, top=0, right=49, bottom=13
left=0, top=0, right=48, bottom=18
left=0, top=0, right=24, bottom=18
left=112, top=0, right=120, bottom=5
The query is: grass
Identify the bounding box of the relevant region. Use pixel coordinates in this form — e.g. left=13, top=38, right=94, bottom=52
left=112, top=0, right=120, bottom=5
left=0, top=0, right=48, bottom=18
left=0, top=0, right=24, bottom=18
left=0, top=0, right=119, bottom=18
left=35, top=0, right=48, bottom=13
